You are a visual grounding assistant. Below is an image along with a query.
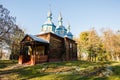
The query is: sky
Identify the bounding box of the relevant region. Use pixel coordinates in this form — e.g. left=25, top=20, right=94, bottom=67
left=0, top=0, right=120, bottom=37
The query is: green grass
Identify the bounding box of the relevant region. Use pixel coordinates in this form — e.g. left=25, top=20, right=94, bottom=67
left=108, top=65, right=120, bottom=80
left=0, top=60, right=17, bottom=68
left=0, top=60, right=120, bottom=80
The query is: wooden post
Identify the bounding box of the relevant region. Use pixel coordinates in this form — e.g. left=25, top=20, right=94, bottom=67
left=18, top=55, right=23, bottom=64
left=30, top=55, right=35, bottom=65
left=30, top=41, right=36, bottom=65
left=18, top=43, right=23, bottom=64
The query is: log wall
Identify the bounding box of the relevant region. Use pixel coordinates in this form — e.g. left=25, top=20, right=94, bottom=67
left=49, top=34, right=64, bottom=61
left=64, top=37, right=77, bottom=61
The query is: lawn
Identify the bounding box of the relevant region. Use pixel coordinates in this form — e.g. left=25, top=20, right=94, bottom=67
left=0, top=60, right=120, bottom=80
left=0, top=60, right=17, bottom=69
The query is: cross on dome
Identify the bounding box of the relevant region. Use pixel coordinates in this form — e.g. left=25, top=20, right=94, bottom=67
left=67, top=23, right=71, bottom=32
left=47, top=10, right=52, bottom=18
left=58, top=12, right=62, bottom=21
left=58, top=12, right=63, bottom=26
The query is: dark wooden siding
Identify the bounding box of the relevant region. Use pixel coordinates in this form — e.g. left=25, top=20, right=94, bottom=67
left=64, top=37, right=77, bottom=61
left=36, top=33, right=77, bottom=61
left=73, top=43, right=77, bottom=60
left=49, top=34, right=64, bottom=61
left=64, top=38, right=70, bottom=61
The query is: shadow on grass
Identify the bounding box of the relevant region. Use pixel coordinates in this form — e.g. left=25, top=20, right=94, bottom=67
left=0, top=60, right=119, bottom=80
left=43, top=60, right=114, bottom=69
left=35, top=74, right=108, bottom=80
left=112, top=65, right=120, bottom=77
left=0, top=60, right=17, bottom=69
left=0, top=64, right=49, bottom=80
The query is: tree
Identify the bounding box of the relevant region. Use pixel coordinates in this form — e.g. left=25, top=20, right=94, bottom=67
left=9, top=25, right=24, bottom=60
left=0, top=4, right=25, bottom=60
left=77, top=31, right=89, bottom=60
left=102, top=29, right=120, bottom=61
left=77, top=28, right=102, bottom=61
left=87, top=29, right=101, bottom=61
left=77, top=28, right=120, bottom=62
left=0, top=5, right=16, bottom=41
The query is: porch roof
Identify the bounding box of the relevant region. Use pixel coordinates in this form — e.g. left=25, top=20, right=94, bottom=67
left=21, top=34, right=49, bottom=44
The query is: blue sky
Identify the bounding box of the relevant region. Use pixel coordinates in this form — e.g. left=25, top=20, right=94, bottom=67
left=0, top=0, right=120, bottom=36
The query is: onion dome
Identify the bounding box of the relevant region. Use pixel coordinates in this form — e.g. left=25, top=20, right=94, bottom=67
left=41, top=10, right=56, bottom=33
left=55, top=13, right=67, bottom=37
left=67, top=23, right=73, bottom=39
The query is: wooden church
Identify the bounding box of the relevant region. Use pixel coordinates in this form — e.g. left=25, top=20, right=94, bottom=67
left=18, top=11, right=77, bottom=65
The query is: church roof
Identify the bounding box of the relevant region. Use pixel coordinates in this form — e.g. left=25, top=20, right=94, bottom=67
left=67, top=32, right=73, bottom=36
left=56, top=26, right=67, bottom=31
left=43, top=10, right=56, bottom=28
left=22, top=34, right=49, bottom=44
left=40, top=11, right=73, bottom=40
left=56, top=27, right=63, bottom=30
left=42, top=23, right=56, bottom=27
left=41, top=10, right=56, bottom=33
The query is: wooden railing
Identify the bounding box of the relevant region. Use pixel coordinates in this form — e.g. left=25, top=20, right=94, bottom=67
left=18, top=55, right=48, bottom=65
left=35, top=55, right=48, bottom=63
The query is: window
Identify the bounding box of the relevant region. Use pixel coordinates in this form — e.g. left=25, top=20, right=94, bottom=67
left=36, top=46, right=45, bottom=56
left=48, top=27, right=52, bottom=31
left=70, top=43, right=72, bottom=48
left=44, top=27, right=46, bottom=31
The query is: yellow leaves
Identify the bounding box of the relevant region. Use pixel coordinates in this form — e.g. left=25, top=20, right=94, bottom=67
left=77, top=28, right=120, bottom=61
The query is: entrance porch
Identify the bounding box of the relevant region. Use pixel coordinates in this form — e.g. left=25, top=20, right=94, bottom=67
left=18, top=34, right=49, bottom=65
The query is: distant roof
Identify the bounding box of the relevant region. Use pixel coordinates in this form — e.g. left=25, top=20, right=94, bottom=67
left=22, top=34, right=49, bottom=44
left=56, top=26, right=67, bottom=31
left=67, top=32, right=73, bottom=36
left=37, top=32, right=75, bottom=42
left=56, top=27, right=63, bottom=30
left=42, top=23, right=56, bottom=28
